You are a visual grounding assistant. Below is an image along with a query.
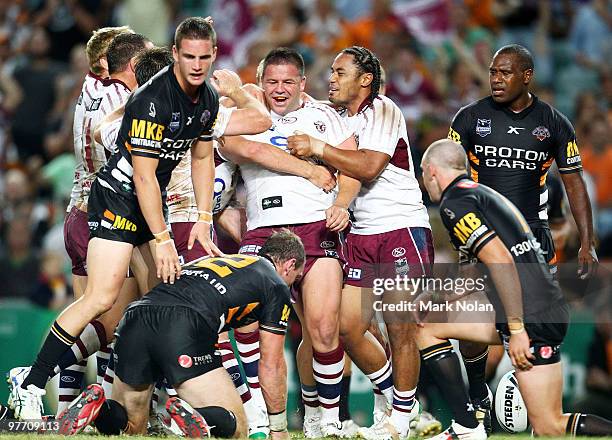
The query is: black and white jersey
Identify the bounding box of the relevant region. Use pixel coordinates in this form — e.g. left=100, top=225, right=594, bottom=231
left=439, top=176, right=564, bottom=319
left=448, top=95, right=581, bottom=228
left=136, top=255, right=292, bottom=335
left=97, top=64, right=219, bottom=198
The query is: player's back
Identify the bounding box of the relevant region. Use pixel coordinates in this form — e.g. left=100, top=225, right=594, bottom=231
left=137, top=254, right=291, bottom=334
left=440, top=178, right=565, bottom=318
left=70, top=73, right=131, bottom=209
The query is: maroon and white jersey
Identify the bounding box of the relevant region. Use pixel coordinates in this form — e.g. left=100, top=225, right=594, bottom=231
left=68, top=72, right=131, bottom=210
left=166, top=142, right=237, bottom=223
left=341, top=95, right=429, bottom=234
left=240, top=101, right=353, bottom=230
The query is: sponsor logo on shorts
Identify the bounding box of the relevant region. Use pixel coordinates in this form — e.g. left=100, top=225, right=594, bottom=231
left=320, top=240, right=335, bottom=249
left=443, top=208, right=455, bottom=219
left=476, top=119, right=491, bottom=137
left=178, top=355, right=193, bottom=368
left=60, top=376, right=76, bottom=383
left=325, top=249, right=339, bottom=258
left=88, top=221, right=99, bottom=230
left=102, top=210, right=138, bottom=232
left=192, top=354, right=213, bottom=365
left=395, top=257, right=409, bottom=276
left=539, top=346, right=553, bottom=359
left=391, top=247, right=406, bottom=257
left=262, top=196, right=282, bottom=210
left=347, top=268, right=362, bottom=280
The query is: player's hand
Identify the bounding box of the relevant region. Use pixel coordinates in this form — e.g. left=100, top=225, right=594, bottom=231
left=326, top=204, right=350, bottom=232
left=577, top=244, right=598, bottom=279
left=155, top=240, right=182, bottom=284
left=411, top=290, right=437, bottom=327
left=270, top=431, right=289, bottom=440
left=307, top=163, right=336, bottom=192
left=508, top=331, right=534, bottom=371
left=241, top=83, right=266, bottom=104
left=188, top=222, right=224, bottom=257
left=287, top=131, right=325, bottom=158
left=211, top=69, right=243, bottom=98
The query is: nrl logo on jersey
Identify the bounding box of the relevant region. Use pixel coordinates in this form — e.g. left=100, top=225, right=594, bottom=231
left=532, top=126, right=550, bottom=141
left=169, top=112, right=180, bottom=132
left=476, top=119, right=491, bottom=137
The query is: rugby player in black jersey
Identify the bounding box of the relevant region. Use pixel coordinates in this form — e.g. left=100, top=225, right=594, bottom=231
left=447, top=44, right=598, bottom=432
left=56, top=230, right=304, bottom=438
left=417, top=140, right=612, bottom=439
left=7, top=17, right=271, bottom=422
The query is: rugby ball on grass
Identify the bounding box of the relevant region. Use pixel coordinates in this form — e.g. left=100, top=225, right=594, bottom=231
left=495, top=370, right=529, bottom=433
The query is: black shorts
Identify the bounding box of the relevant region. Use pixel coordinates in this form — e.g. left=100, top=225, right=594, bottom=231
left=88, top=179, right=153, bottom=246
left=496, top=302, right=569, bottom=365
left=113, top=305, right=222, bottom=386
left=532, top=227, right=556, bottom=267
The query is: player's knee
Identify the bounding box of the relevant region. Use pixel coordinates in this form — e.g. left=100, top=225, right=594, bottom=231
left=196, top=406, right=240, bottom=438
left=308, top=320, right=338, bottom=349
left=85, top=292, right=117, bottom=316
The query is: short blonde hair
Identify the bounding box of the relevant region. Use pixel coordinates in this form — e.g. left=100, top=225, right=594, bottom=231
left=86, top=26, right=133, bottom=74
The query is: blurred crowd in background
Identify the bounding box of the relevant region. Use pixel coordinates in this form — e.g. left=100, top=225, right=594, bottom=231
left=0, top=0, right=609, bottom=349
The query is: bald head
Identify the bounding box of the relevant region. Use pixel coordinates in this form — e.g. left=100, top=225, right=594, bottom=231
left=422, top=139, right=467, bottom=171
left=421, top=139, right=468, bottom=202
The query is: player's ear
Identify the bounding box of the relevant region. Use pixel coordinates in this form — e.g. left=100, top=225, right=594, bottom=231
left=300, top=76, right=306, bottom=93
left=284, top=258, right=297, bottom=275
left=523, top=68, right=533, bottom=85
left=98, top=57, right=108, bottom=74
left=360, top=72, right=373, bottom=88
left=172, top=45, right=179, bottom=62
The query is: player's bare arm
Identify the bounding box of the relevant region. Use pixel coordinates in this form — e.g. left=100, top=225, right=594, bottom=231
left=474, top=236, right=534, bottom=371
left=259, top=329, right=288, bottom=439
left=288, top=135, right=391, bottom=182
left=190, top=138, right=223, bottom=256
left=94, top=104, right=125, bottom=145
left=132, top=155, right=182, bottom=284
left=211, top=69, right=272, bottom=135
left=220, top=135, right=336, bottom=192
left=560, top=171, right=598, bottom=279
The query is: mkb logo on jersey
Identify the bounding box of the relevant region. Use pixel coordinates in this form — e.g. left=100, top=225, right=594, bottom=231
left=129, top=118, right=165, bottom=148
left=566, top=140, right=581, bottom=164
left=101, top=209, right=137, bottom=232
left=452, top=212, right=488, bottom=248
left=476, top=119, right=491, bottom=137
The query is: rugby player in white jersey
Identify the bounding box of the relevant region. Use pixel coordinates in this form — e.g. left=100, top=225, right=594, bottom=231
left=288, top=46, right=433, bottom=440
left=215, top=47, right=361, bottom=437
left=56, top=29, right=151, bottom=416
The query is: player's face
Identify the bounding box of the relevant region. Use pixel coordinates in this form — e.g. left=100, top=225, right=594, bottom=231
left=261, top=63, right=305, bottom=116
left=329, top=53, right=363, bottom=107
left=173, top=38, right=217, bottom=89
left=489, top=53, right=531, bottom=105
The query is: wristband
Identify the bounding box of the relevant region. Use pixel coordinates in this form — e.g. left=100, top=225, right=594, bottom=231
left=197, top=210, right=213, bottom=224
left=508, top=318, right=525, bottom=335
left=268, top=410, right=287, bottom=432
left=153, top=229, right=171, bottom=244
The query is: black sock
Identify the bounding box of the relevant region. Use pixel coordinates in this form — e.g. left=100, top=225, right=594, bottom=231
left=460, top=346, right=489, bottom=402
left=567, top=413, right=612, bottom=436
left=339, top=375, right=352, bottom=422
left=95, top=399, right=128, bottom=435
left=196, top=406, right=237, bottom=438
left=23, top=321, right=77, bottom=390
left=421, top=341, right=478, bottom=429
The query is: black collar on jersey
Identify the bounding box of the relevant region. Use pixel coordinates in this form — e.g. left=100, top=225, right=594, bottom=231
left=441, top=173, right=470, bottom=201
left=169, top=62, right=203, bottom=104
left=259, top=253, right=276, bottom=268
left=488, top=94, right=539, bottom=121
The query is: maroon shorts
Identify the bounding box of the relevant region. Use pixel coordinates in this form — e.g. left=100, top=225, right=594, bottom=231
left=344, top=227, right=434, bottom=288
left=171, top=222, right=209, bottom=265
left=64, top=206, right=89, bottom=276
left=238, top=220, right=346, bottom=281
